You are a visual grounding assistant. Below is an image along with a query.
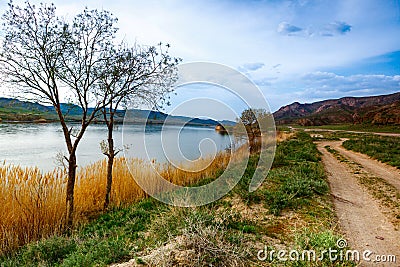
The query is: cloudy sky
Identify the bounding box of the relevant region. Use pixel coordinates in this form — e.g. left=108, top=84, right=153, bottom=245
left=0, top=0, right=399, bottom=119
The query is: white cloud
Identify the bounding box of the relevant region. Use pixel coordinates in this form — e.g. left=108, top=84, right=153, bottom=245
left=320, top=21, right=352, bottom=36
left=257, top=71, right=400, bottom=110
left=277, top=22, right=303, bottom=35
left=1, top=0, right=398, bottom=76
left=301, top=72, right=400, bottom=92
left=238, top=62, right=265, bottom=73
left=292, top=72, right=400, bottom=102
left=277, top=20, right=352, bottom=37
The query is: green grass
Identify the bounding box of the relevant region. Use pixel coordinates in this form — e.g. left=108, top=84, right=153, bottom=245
left=0, top=198, right=161, bottom=266
left=1, top=132, right=353, bottom=266
left=291, top=229, right=353, bottom=266
left=273, top=131, right=321, bottom=167
left=263, top=132, right=328, bottom=215
left=343, top=135, right=400, bottom=168
left=292, top=123, right=400, bottom=133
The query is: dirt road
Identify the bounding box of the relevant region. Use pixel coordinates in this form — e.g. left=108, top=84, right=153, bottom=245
left=317, top=140, right=400, bottom=266
left=331, top=141, right=400, bottom=192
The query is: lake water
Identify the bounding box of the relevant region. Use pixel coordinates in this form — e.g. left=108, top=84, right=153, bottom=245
left=0, top=123, right=233, bottom=172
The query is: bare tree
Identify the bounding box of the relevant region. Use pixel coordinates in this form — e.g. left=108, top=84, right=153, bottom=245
left=57, top=8, right=118, bottom=223
left=238, top=108, right=270, bottom=132
left=237, top=108, right=271, bottom=153
left=97, top=43, right=180, bottom=209
left=0, top=1, right=118, bottom=228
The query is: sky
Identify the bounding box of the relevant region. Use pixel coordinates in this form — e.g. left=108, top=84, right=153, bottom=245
left=0, top=0, right=399, bottom=120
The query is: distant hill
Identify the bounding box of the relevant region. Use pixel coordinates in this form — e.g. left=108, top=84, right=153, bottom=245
left=0, top=98, right=51, bottom=112
left=273, top=92, right=400, bottom=126
left=0, top=98, right=56, bottom=122
left=0, top=97, right=235, bottom=126
left=123, top=109, right=224, bottom=126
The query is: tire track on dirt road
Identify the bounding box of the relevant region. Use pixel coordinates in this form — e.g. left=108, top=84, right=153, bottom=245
left=317, top=141, right=400, bottom=266
left=331, top=140, right=400, bottom=193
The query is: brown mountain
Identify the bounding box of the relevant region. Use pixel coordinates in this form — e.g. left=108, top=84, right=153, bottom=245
left=273, top=92, right=400, bottom=126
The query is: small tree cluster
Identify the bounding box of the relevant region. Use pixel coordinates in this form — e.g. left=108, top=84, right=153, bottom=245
left=238, top=108, right=271, bottom=135
left=237, top=108, right=273, bottom=153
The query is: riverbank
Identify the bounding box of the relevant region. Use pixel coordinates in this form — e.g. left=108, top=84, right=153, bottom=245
left=0, top=150, right=236, bottom=256
left=1, top=132, right=351, bottom=266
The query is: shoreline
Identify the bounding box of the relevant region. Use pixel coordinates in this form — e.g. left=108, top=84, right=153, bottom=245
left=0, top=119, right=221, bottom=128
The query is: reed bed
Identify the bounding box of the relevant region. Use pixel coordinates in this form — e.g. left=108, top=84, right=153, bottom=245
left=0, top=146, right=247, bottom=255
left=0, top=166, right=66, bottom=255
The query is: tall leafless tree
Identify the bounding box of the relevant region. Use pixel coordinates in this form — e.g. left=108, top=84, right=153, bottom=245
left=97, top=43, right=180, bottom=209
left=0, top=1, right=118, bottom=228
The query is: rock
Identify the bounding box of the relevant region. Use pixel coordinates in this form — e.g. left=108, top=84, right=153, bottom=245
left=33, top=118, right=47, bottom=123
left=352, top=112, right=362, bottom=124
left=297, top=118, right=313, bottom=126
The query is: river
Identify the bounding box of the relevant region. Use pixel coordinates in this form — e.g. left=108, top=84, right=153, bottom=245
left=0, top=123, right=233, bottom=172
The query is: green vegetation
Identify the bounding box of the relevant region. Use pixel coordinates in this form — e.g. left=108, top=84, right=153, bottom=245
left=343, top=135, right=400, bottom=168
left=264, top=133, right=328, bottom=215
left=0, top=107, right=56, bottom=122
left=1, top=133, right=353, bottom=266
left=293, top=123, right=400, bottom=133
left=0, top=98, right=58, bottom=122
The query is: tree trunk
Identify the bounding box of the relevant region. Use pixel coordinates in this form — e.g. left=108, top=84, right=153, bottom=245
left=54, top=105, right=77, bottom=230
left=66, top=153, right=77, bottom=229
left=104, top=117, right=115, bottom=210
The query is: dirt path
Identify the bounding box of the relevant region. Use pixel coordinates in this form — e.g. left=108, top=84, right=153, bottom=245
left=331, top=141, right=400, bottom=192
left=317, top=141, right=400, bottom=266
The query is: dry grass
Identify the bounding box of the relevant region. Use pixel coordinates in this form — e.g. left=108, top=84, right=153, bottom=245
left=141, top=210, right=251, bottom=267
left=0, top=166, right=66, bottom=255
left=0, top=145, right=251, bottom=255
left=276, top=131, right=294, bottom=142
left=0, top=126, right=279, bottom=256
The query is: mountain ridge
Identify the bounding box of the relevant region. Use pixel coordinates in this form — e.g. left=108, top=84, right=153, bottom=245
left=0, top=97, right=236, bottom=126
left=273, top=92, right=400, bottom=126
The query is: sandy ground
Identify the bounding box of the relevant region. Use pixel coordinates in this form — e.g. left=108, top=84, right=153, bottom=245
left=317, top=140, right=400, bottom=266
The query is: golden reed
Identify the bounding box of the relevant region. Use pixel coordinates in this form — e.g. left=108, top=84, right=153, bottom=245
left=0, top=148, right=241, bottom=255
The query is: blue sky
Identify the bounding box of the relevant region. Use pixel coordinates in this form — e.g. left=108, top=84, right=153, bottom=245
left=0, top=0, right=399, bottom=119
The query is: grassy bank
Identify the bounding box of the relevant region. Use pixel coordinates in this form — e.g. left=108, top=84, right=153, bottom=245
left=1, top=132, right=353, bottom=266
left=292, top=124, right=400, bottom=134
left=342, top=135, right=400, bottom=168
left=0, top=151, right=235, bottom=256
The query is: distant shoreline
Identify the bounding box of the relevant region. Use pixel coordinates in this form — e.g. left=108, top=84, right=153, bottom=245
left=0, top=119, right=220, bottom=128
